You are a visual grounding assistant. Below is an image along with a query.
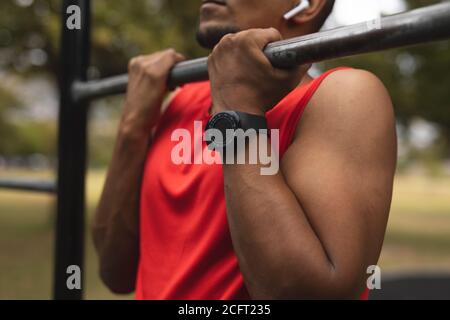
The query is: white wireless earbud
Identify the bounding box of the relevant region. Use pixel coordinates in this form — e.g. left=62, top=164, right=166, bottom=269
left=284, top=0, right=310, bottom=20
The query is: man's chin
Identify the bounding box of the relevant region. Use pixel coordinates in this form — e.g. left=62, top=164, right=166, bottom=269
left=196, top=24, right=241, bottom=49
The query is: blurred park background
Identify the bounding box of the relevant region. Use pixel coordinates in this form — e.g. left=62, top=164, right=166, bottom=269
left=1, top=0, right=450, bottom=299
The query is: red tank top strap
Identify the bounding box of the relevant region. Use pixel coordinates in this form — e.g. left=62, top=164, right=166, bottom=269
left=267, top=67, right=351, bottom=156
left=288, top=67, right=351, bottom=140
left=303, top=67, right=351, bottom=109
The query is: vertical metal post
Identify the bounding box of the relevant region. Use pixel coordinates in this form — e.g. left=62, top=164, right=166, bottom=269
left=54, top=0, right=90, bottom=300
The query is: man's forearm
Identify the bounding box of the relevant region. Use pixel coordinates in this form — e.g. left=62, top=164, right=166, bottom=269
left=92, top=121, right=150, bottom=293
left=92, top=49, right=185, bottom=294
left=222, top=136, right=349, bottom=299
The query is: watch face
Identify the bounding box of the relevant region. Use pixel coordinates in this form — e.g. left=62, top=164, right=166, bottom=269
left=205, top=111, right=239, bottom=149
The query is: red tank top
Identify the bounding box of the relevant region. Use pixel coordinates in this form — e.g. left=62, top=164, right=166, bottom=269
left=136, top=67, right=369, bottom=300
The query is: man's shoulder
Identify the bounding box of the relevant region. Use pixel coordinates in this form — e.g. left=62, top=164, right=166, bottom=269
left=293, top=68, right=396, bottom=143
left=306, top=68, right=394, bottom=128
left=316, top=68, right=391, bottom=104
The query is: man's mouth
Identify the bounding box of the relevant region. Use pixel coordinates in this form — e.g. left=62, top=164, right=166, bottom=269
left=202, top=0, right=227, bottom=6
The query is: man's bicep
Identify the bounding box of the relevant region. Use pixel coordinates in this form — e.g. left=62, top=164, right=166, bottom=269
left=281, top=69, right=397, bottom=275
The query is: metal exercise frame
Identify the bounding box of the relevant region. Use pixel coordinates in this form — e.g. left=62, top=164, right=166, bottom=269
left=0, top=0, right=449, bottom=300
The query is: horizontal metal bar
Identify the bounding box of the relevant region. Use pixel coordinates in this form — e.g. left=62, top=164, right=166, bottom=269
left=72, top=74, right=129, bottom=102
left=0, top=178, right=57, bottom=194
left=72, top=2, right=450, bottom=102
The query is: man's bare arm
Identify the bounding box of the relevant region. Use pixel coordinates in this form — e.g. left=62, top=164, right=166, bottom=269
left=92, top=124, right=147, bottom=294
left=222, top=69, right=397, bottom=299
left=92, top=49, right=184, bottom=294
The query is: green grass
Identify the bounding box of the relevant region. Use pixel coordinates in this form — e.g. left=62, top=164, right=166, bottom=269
left=379, top=174, right=450, bottom=271
left=0, top=169, right=128, bottom=300
left=1, top=169, right=450, bottom=299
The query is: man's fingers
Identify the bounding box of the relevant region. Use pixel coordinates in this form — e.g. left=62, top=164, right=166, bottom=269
left=161, top=48, right=186, bottom=63
left=174, top=53, right=186, bottom=63
left=263, top=28, right=283, bottom=44
left=214, top=28, right=283, bottom=52
left=156, top=50, right=186, bottom=70
left=248, top=28, right=283, bottom=50
left=141, top=49, right=185, bottom=71
left=134, top=49, right=185, bottom=65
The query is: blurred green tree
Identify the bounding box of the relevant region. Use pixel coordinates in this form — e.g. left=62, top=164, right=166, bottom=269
left=322, top=0, right=450, bottom=150
left=0, top=87, right=22, bottom=154
left=0, top=0, right=449, bottom=159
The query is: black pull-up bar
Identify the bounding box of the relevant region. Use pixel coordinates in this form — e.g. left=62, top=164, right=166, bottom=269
left=0, top=178, right=56, bottom=194
left=72, top=2, right=450, bottom=102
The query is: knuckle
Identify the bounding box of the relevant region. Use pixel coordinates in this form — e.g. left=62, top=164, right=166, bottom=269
left=128, top=58, right=138, bottom=70
left=158, top=49, right=179, bottom=64
left=267, top=27, right=282, bottom=39
left=128, top=56, right=144, bottom=71
left=220, top=33, right=235, bottom=46
left=164, top=48, right=177, bottom=57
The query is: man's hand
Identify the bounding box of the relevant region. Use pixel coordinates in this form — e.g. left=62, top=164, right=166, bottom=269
left=122, top=49, right=185, bottom=137
left=208, top=28, right=309, bottom=116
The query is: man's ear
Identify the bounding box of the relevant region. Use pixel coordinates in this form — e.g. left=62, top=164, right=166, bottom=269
left=286, top=0, right=327, bottom=27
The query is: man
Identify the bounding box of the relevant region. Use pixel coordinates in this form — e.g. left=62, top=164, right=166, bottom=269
left=93, top=0, right=397, bottom=299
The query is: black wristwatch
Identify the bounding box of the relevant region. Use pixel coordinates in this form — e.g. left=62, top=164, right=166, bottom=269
left=205, top=111, right=268, bottom=151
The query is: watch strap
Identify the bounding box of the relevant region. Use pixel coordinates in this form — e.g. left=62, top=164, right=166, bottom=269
left=235, top=111, right=268, bottom=131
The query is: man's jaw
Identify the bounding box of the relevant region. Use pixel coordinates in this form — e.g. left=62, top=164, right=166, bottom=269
left=197, top=0, right=238, bottom=49
left=196, top=24, right=240, bottom=49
